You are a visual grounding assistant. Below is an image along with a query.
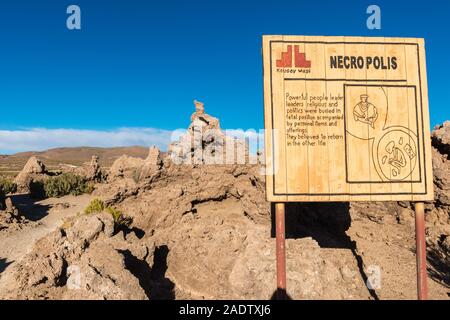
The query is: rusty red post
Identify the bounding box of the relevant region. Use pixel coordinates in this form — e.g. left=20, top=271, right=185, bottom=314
left=275, top=202, right=287, bottom=299
left=414, top=202, right=428, bottom=300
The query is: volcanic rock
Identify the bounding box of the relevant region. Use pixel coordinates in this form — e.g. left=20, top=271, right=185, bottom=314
left=168, top=100, right=248, bottom=165
left=76, top=155, right=103, bottom=181
left=0, top=213, right=149, bottom=300
left=14, top=157, right=47, bottom=193
left=108, top=155, right=145, bottom=180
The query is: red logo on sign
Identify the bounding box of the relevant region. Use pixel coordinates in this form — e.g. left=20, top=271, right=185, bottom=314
left=276, top=45, right=311, bottom=68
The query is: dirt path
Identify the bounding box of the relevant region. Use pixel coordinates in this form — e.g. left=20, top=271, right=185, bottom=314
left=0, top=194, right=93, bottom=292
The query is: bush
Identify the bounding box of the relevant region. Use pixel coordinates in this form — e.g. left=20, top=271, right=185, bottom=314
left=106, top=207, right=132, bottom=228
left=84, top=182, right=95, bottom=194
left=84, top=198, right=105, bottom=214
left=44, top=173, right=91, bottom=198
left=0, top=177, right=17, bottom=195
left=84, top=198, right=133, bottom=229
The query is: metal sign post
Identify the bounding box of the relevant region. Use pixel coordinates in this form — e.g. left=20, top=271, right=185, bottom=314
left=414, top=202, right=428, bottom=300
left=275, top=203, right=287, bottom=299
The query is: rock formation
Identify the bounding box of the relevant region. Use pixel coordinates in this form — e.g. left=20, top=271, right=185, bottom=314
left=108, top=155, right=145, bottom=180
left=60, top=155, right=103, bottom=182
left=432, top=121, right=450, bottom=155
left=107, top=146, right=163, bottom=182
left=94, top=146, right=164, bottom=204
left=14, top=156, right=48, bottom=193
left=77, top=155, right=102, bottom=181
left=0, top=213, right=150, bottom=299
left=0, top=197, right=27, bottom=232
left=139, top=146, right=163, bottom=181
left=168, top=100, right=248, bottom=165
left=190, top=100, right=220, bottom=130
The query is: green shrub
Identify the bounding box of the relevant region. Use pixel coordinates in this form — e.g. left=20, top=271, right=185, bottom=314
left=84, top=198, right=105, bottom=214
left=106, top=207, right=133, bottom=228
left=84, top=198, right=132, bottom=229
left=0, top=177, right=17, bottom=195
left=84, top=182, right=95, bottom=194
left=44, top=173, right=90, bottom=198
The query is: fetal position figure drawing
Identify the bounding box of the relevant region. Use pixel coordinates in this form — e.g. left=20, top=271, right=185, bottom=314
left=353, top=94, right=378, bottom=129
left=384, top=140, right=407, bottom=177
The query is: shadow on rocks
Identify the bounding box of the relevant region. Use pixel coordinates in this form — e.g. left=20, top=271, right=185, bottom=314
left=120, top=245, right=175, bottom=300
left=270, top=202, right=380, bottom=300
left=427, top=240, right=450, bottom=289
left=270, top=202, right=352, bottom=248
left=0, top=257, right=13, bottom=274
left=270, top=289, right=292, bottom=300
left=9, top=194, right=51, bottom=221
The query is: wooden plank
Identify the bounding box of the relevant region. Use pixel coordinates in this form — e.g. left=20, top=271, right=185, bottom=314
left=324, top=36, right=347, bottom=200
left=263, top=35, right=288, bottom=202
left=343, top=36, right=371, bottom=201
left=304, top=38, right=330, bottom=201
left=408, top=38, right=434, bottom=201
left=362, top=36, right=388, bottom=202
left=283, top=36, right=310, bottom=200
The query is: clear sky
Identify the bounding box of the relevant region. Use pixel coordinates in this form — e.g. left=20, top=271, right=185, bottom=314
left=0, top=0, right=449, bottom=153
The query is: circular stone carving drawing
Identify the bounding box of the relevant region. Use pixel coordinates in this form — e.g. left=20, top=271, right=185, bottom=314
left=376, top=129, right=417, bottom=181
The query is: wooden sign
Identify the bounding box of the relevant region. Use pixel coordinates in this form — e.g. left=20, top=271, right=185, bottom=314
left=263, top=35, right=433, bottom=202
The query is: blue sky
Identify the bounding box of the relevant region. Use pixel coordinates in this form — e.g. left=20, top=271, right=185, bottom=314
left=0, top=0, right=449, bottom=153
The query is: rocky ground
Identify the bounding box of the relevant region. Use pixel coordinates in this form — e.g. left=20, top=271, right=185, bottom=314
left=0, top=106, right=449, bottom=300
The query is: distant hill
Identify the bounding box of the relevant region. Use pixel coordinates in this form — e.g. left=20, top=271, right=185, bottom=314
left=0, top=146, right=150, bottom=177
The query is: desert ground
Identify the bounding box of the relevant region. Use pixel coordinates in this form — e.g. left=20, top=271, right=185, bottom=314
left=0, top=106, right=449, bottom=300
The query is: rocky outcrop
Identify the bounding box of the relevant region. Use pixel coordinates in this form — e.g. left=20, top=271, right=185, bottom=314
left=168, top=100, right=248, bottom=165
left=95, top=146, right=164, bottom=205
left=0, top=197, right=27, bottom=232
left=14, top=157, right=48, bottom=193
left=427, top=123, right=450, bottom=281
left=60, top=156, right=103, bottom=182
left=78, top=156, right=103, bottom=181
left=108, top=156, right=145, bottom=180
left=1, top=213, right=151, bottom=300
left=432, top=121, right=450, bottom=156
left=138, top=146, right=163, bottom=181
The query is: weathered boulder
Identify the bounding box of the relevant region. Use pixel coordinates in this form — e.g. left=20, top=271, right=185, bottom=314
left=1, top=213, right=149, bottom=300
left=108, top=155, right=145, bottom=180
left=14, top=157, right=47, bottom=193
left=168, top=100, right=248, bottom=165
left=72, top=155, right=103, bottom=182
left=190, top=99, right=220, bottom=130
left=63, top=241, right=147, bottom=300
left=432, top=121, right=450, bottom=156
left=139, top=146, right=163, bottom=181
